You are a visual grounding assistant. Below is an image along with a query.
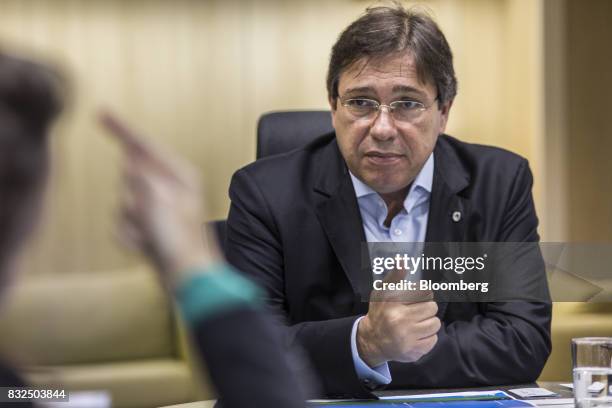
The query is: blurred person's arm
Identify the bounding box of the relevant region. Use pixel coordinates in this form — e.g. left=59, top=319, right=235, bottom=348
left=100, top=112, right=306, bottom=408
left=177, top=263, right=307, bottom=408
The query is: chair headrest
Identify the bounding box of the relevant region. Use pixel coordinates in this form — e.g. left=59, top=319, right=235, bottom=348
left=256, top=110, right=334, bottom=159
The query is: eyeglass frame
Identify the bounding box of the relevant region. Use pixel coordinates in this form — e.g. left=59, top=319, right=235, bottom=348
left=338, top=95, right=439, bottom=122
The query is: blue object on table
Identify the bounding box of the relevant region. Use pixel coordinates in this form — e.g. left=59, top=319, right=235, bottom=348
left=309, top=401, right=533, bottom=407
left=308, top=393, right=534, bottom=407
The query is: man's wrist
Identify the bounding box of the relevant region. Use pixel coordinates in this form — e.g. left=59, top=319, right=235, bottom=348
left=175, top=262, right=262, bottom=324
left=169, top=248, right=220, bottom=289
left=356, top=316, right=387, bottom=368
left=163, top=225, right=223, bottom=283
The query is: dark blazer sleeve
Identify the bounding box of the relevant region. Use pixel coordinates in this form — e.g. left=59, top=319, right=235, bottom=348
left=390, top=159, right=552, bottom=387
left=0, top=362, right=34, bottom=407
left=226, top=169, right=369, bottom=398
left=191, top=306, right=306, bottom=408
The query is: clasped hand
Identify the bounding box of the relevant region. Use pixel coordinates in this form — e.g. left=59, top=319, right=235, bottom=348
left=357, top=268, right=441, bottom=368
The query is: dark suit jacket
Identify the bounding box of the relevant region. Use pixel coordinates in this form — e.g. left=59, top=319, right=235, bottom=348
left=0, top=308, right=305, bottom=408
left=192, top=307, right=307, bottom=408
left=226, top=133, right=552, bottom=398
left=0, top=360, right=33, bottom=407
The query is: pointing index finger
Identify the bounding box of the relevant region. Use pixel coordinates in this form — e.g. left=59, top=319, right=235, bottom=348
left=98, top=109, right=190, bottom=186
left=98, top=110, right=148, bottom=155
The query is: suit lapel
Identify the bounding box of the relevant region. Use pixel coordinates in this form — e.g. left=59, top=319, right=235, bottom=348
left=313, top=138, right=371, bottom=300
left=311, top=135, right=473, bottom=314
left=425, top=136, right=471, bottom=317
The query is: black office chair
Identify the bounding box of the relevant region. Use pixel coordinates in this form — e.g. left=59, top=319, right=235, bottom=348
left=256, top=110, right=334, bottom=159
left=212, top=110, right=334, bottom=255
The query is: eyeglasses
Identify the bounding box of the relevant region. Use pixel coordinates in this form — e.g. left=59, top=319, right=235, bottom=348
left=340, top=97, right=438, bottom=122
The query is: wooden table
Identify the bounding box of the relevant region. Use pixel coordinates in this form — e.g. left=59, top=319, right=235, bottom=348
left=160, top=382, right=574, bottom=408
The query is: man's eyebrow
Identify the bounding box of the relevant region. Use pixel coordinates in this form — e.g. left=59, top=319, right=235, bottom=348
left=342, top=85, right=428, bottom=98
left=342, top=86, right=375, bottom=96
left=392, top=85, right=427, bottom=98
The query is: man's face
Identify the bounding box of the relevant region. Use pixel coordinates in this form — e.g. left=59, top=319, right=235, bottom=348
left=330, top=52, right=452, bottom=195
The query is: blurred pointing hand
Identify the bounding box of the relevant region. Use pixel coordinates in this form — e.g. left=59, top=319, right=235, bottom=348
left=99, top=110, right=220, bottom=289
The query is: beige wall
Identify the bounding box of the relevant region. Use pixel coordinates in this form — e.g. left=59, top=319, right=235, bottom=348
left=0, top=0, right=546, bottom=275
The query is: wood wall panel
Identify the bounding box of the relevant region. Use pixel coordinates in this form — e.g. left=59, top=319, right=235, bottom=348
left=0, top=0, right=545, bottom=274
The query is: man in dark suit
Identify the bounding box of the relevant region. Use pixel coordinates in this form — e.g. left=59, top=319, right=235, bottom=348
left=226, top=4, right=551, bottom=398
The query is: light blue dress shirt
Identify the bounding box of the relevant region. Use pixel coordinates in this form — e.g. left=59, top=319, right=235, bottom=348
left=348, top=153, right=434, bottom=385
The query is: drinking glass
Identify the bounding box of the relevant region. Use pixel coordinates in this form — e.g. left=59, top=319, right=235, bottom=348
left=572, top=337, right=612, bottom=408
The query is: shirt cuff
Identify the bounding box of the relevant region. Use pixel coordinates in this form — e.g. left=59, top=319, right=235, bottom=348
left=350, top=316, right=392, bottom=385
left=176, top=262, right=262, bottom=325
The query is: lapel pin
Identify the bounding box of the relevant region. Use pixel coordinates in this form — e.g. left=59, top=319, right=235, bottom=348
left=452, top=211, right=462, bottom=222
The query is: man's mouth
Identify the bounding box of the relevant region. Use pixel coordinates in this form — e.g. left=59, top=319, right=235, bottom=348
left=364, top=151, right=404, bottom=165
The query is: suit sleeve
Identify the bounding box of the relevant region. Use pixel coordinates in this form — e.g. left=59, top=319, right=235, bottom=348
left=175, top=265, right=308, bottom=408
left=191, top=307, right=306, bottom=408
left=390, top=159, right=552, bottom=387
left=226, top=169, right=372, bottom=398
left=0, top=363, right=34, bottom=407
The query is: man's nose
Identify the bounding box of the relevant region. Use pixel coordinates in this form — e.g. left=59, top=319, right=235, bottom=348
left=369, top=107, right=397, bottom=142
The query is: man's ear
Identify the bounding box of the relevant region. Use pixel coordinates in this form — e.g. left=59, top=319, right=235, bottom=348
left=438, top=99, right=453, bottom=134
